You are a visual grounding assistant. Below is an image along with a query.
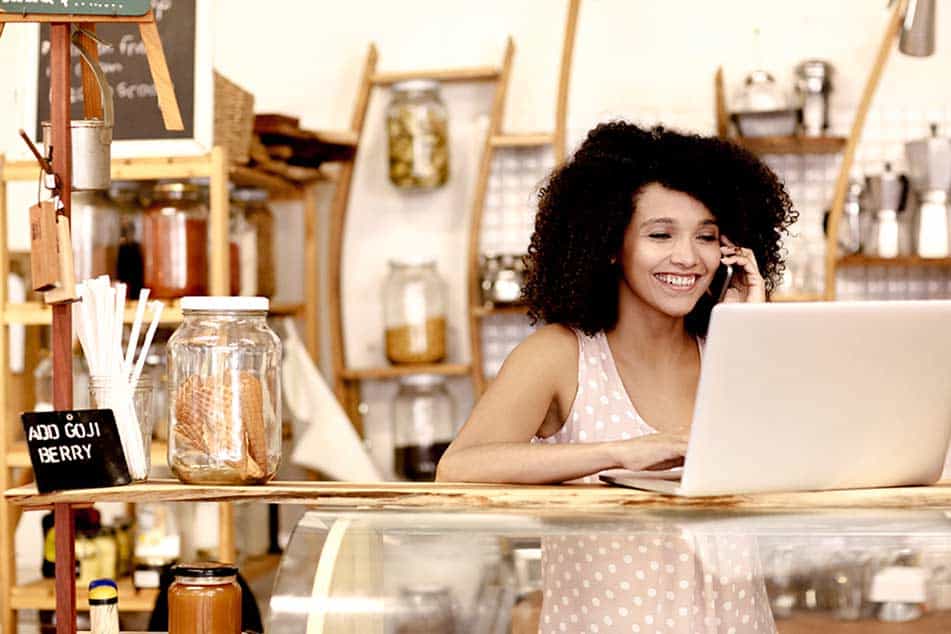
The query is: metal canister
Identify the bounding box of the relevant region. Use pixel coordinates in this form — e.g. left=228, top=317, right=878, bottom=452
left=795, top=60, right=834, bottom=137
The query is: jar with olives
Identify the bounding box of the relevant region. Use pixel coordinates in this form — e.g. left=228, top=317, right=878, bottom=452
left=386, top=80, right=449, bottom=189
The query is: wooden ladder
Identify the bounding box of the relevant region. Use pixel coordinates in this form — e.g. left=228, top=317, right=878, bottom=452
left=466, top=0, right=581, bottom=396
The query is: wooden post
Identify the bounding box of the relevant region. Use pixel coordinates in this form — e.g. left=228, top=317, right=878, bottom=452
left=54, top=503, right=76, bottom=634
left=554, top=0, right=581, bottom=164
left=50, top=22, right=77, bottom=634
left=304, top=183, right=321, bottom=363
left=138, top=14, right=184, bottom=131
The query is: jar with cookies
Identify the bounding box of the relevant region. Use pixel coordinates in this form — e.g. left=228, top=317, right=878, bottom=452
left=383, top=258, right=448, bottom=365
left=167, top=297, right=282, bottom=484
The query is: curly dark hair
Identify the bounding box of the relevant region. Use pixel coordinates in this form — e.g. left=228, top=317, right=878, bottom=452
left=523, top=121, right=798, bottom=337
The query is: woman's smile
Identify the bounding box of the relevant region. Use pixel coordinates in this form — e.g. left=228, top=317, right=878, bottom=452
left=652, top=272, right=702, bottom=293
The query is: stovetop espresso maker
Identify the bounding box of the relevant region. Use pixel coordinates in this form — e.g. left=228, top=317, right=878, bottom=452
left=905, top=124, right=951, bottom=258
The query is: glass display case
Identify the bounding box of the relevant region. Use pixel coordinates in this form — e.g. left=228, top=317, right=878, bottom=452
left=270, top=506, right=951, bottom=634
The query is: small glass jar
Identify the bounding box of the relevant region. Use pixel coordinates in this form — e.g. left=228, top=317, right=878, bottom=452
left=386, top=80, right=449, bottom=189
left=167, top=296, right=282, bottom=485
left=89, top=375, right=154, bottom=480
left=142, top=182, right=209, bottom=299
left=383, top=259, right=448, bottom=364
left=71, top=190, right=120, bottom=282
left=168, top=562, right=241, bottom=634
left=232, top=187, right=275, bottom=298
left=228, top=198, right=257, bottom=296
left=392, top=374, right=455, bottom=481
left=110, top=180, right=145, bottom=296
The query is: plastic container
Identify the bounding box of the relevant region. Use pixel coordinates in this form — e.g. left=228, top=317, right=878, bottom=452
left=386, top=79, right=450, bottom=189
left=392, top=374, right=455, bottom=481
left=142, top=182, right=209, bottom=299
left=168, top=562, right=241, bottom=634
left=167, top=296, right=282, bottom=484
left=383, top=259, right=448, bottom=364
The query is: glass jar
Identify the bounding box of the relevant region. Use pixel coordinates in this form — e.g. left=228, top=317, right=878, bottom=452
left=89, top=376, right=154, bottom=480
left=71, top=190, right=119, bottom=282
left=233, top=187, right=275, bottom=298
left=392, top=374, right=455, bottom=481
left=110, top=180, right=145, bottom=296
left=143, top=182, right=209, bottom=299
left=168, top=296, right=282, bottom=484
left=386, top=80, right=449, bottom=189
left=383, top=259, right=448, bottom=364
left=228, top=196, right=257, bottom=296
left=168, top=562, right=241, bottom=634
left=395, top=585, right=456, bottom=634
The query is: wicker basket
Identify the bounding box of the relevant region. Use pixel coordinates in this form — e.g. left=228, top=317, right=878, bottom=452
left=214, top=71, right=255, bottom=165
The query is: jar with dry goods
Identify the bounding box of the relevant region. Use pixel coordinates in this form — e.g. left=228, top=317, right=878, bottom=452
left=232, top=187, right=275, bottom=298
left=168, top=562, right=241, bottom=634
left=71, top=190, right=119, bottom=282
left=392, top=374, right=455, bottom=481
left=383, top=259, right=448, bottom=364
left=143, top=182, right=209, bottom=299
left=110, top=180, right=145, bottom=296
left=386, top=80, right=449, bottom=189
left=167, top=297, right=282, bottom=484
left=228, top=203, right=256, bottom=296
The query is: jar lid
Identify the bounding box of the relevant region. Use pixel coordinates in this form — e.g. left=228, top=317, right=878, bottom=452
left=392, top=79, right=440, bottom=93
left=154, top=181, right=201, bottom=195
left=181, top=296, right=270, bottom=312
left=172, top=562, right=239, bottom=578
left=389, top=255, right=437, bottom=268
left=399, top=374, right=447, bottom=387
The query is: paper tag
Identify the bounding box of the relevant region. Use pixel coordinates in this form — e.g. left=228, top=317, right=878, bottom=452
left=44, top=215, right=78, bottom=304
left=29, top=201, right=59, bottom=292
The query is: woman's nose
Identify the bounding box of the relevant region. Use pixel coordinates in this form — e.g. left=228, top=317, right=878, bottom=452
left=669, top=238, right=699, bottom=267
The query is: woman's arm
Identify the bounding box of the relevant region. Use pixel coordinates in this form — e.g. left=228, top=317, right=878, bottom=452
left=436, top=325, right=687, bottom=484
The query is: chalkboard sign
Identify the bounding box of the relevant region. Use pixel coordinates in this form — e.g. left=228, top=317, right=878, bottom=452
left=0, top=0, right=150, bottom=16
left=21, top=409, right=132, bottom=493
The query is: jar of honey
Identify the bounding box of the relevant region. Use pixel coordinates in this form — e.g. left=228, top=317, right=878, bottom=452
left=168, top=562, right=241, bottom=634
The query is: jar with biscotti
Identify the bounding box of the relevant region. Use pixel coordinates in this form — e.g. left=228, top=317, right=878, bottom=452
left=143, top=182, right=209, bottom=299
left=386, top=79, right=449, bottom=189
left=167, top=296, right=282, bottom=485
left=168, top=562, right=241, bottom=634
left=383, top=258, right=448, bottom=364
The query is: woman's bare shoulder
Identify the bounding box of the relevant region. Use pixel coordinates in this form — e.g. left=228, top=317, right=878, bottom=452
left=513, top=324, right=577, bottom=366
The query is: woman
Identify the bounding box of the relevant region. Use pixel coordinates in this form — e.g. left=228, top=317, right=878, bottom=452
left=437, top=122, right=797, bottom=632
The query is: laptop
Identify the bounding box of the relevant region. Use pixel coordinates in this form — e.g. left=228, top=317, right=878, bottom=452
left=600, top=300, right=951, bottom=497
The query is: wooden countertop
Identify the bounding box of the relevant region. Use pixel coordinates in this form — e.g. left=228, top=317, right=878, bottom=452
left=6, top=479, right=951, bottom=515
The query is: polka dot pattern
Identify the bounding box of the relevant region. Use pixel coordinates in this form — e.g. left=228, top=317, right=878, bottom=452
left=534, top=330, right=776, bottom=633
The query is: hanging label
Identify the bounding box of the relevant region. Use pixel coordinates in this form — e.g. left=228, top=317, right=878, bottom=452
left=29, top=201, right=59, bottom=292
left=44, top=214, right=78, bottom=304
left=21, top=409, right=132, bottom=493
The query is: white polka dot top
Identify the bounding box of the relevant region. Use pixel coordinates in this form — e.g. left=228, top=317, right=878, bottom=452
left=533, top=330, right=776, bottom=633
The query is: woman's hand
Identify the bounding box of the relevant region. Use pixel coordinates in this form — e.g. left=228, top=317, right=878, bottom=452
left=608, top=433, right=688, bottom=471
left=719, top=235, right=766, bottom=303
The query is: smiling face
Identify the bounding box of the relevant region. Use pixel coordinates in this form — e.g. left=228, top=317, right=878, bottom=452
left=618, top=183, right=722, bottom=319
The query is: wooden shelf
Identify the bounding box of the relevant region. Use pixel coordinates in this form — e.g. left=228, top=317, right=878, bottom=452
left=8, top=479, right=951, bottom=513
left=8, top=440, right=168, bottom=470
left=340, top=363, right=471, bottom=381
left=732, top=135, right=847, bottom=155
left=472, top=304, right=529, bottom=317
left=1, top=300, right=301, bottom=326
left=777, top=611, right=951, bottom=633
left=770, top=293, right=825, bottom=303
left=11, top=576, right=158, bottom=612
left=8, top=553, right=278, bottom=611
left=838, top=255, right=951, bottom=268
left=371, top=66, right=501, bottom=85
left=490, top=133, right=554, bottom=148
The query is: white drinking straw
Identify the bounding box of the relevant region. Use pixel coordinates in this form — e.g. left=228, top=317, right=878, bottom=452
left=123, top=288, right=150, bottom=378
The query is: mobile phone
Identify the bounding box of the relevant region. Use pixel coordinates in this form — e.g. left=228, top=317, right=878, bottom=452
left=711, top=263, right=734, bottom=303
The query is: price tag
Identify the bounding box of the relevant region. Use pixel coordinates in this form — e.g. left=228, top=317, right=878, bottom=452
left=21, top=409, right=131, bottom=493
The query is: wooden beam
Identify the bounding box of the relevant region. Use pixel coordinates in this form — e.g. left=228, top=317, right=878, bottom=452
left=54, top=503, right=76, bottom=634
left=138, top=14, right=184, bottom=131
left=554, top=0, right=581, bottom=163
left=303, top=183, right=321, bottom=363
left=370, top=66, right=499, bottom=85
left=76, top=24, right=103, bottom=120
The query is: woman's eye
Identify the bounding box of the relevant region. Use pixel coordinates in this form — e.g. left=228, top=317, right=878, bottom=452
left=649, top=233, right=671, bottom=240
left=697, top=234, right=718, bottom=242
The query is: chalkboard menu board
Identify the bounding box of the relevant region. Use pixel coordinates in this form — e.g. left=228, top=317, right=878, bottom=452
left=35, top=0, right=196, bottom=143
left=0, top=0, right=150, bottom=16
